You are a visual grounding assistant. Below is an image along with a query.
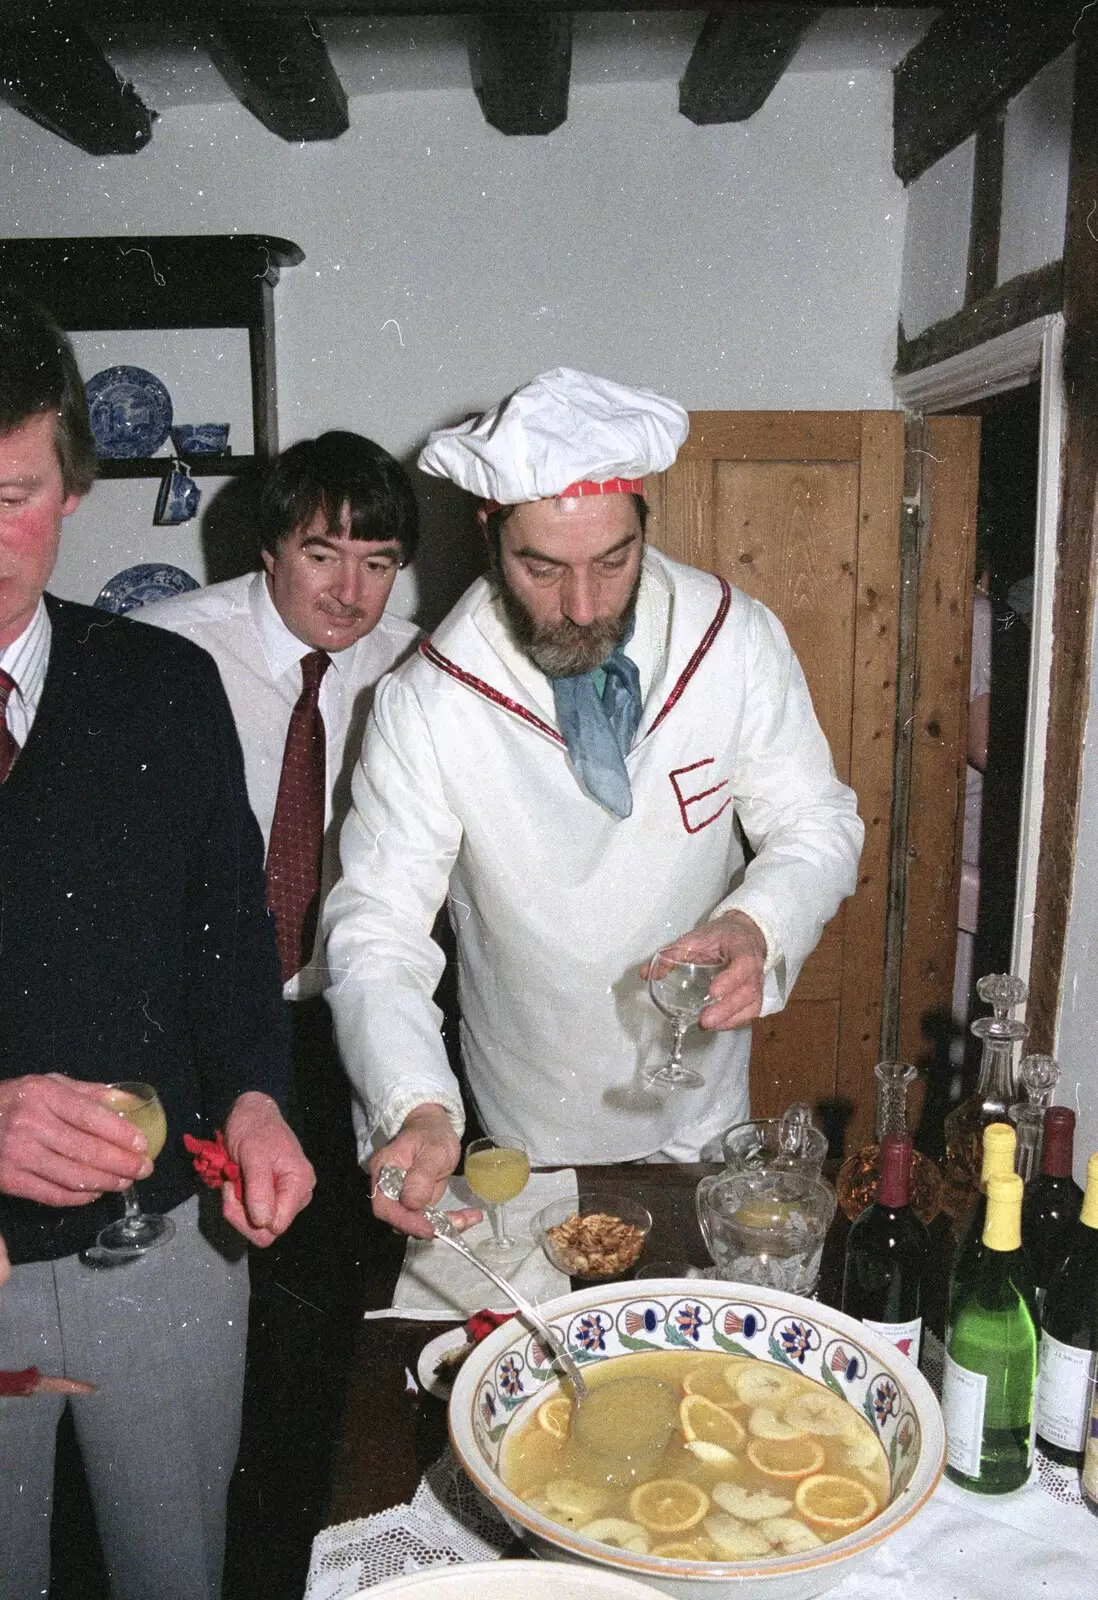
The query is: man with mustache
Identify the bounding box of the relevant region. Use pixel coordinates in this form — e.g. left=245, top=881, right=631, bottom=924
left=140, top=430, right=420, bottom=1587
left=324, top=370, right=863, bottom=1235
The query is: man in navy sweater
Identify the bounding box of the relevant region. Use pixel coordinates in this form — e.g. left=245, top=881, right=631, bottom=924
left=0, top=296, right=314, bottom=1598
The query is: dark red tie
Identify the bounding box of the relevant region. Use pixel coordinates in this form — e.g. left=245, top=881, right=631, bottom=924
left=266, top=651, right=331, bottom=983
left=0, top=669, right=20, bottom=783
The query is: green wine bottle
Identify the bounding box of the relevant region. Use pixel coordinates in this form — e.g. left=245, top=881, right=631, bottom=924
left=942, top=1172, right=1039, bottom=1493
left=947, top=1121, right=1016, bottom=1342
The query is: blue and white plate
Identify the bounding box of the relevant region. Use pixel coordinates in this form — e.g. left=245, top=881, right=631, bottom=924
left=86, top=365, right=173, bottom=459
left=94, top=563, right=200, bottom=615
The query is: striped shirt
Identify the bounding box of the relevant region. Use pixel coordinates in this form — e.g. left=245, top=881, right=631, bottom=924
left=0, top=598, right=51, bottom=747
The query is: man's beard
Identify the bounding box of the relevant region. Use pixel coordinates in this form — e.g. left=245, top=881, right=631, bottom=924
left=495, top=564, right=642, bottom=677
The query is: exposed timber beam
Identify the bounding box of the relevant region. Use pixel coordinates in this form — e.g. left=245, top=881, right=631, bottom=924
left=895, top=259, right=1063, bottom=376
left=965, top=112, right=1005, bottom=306
left=0, top=24, right=152, bottom=155
left=894, top=2, right=1079, bottom=185
left=1027, top=24, right=1098, bottom=1054
left=680, top=5, right=821, bottom=126
left=8, top=3, right=938, bottom=23
left=206, top=14, right=348, bottom=141
left=470, top=11, right=571, bottom=136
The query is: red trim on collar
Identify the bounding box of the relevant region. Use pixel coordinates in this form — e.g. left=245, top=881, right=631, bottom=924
left=645, top=578, right=732, bottom=737
left=421, top=574, right=731, bottom=745
left=419, top=641, right=566, bottom=745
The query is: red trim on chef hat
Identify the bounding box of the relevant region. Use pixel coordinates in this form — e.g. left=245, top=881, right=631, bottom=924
left=482, top=476, right=645, bottom=514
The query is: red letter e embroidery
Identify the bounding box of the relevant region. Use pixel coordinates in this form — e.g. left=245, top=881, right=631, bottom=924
left=669, top=759, right=732, bottom=834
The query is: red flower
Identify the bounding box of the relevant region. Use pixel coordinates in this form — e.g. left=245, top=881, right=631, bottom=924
left=183, top=1130, right=243, bottom=1200
left=465, top=1309, right=515, bottom=1344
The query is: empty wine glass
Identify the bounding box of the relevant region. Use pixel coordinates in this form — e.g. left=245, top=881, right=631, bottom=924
left=95, top=1081, right=175, bottom=1258
left=644, top=950, right=725, bottom=1088
left=464, top=1135, right=531, bottom=1268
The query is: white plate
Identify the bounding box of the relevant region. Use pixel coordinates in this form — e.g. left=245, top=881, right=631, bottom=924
left=416, top=1327, right=470, bottom=1399
left=357, top=1559, right=666, bottom=1597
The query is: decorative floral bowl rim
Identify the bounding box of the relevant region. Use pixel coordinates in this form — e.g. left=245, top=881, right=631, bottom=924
left=448, top=1278, right=945, bottom=1587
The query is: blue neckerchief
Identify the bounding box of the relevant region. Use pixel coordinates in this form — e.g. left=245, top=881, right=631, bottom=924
left=551, top=634, right=642, bottom=819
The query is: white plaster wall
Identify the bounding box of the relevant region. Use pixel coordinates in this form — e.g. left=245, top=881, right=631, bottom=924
left=999, top=46, right=1074, bottom=285
left=0, top=69, right=905, bottom=622
left=898, top=138, right=973, bottom=341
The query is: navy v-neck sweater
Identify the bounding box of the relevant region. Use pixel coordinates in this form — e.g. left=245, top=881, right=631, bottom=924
left=0, top=595, right=289, bottom=1264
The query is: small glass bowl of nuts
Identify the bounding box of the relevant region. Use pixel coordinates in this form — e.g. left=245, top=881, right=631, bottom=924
left=533, top=1191, right=652, bottom=1280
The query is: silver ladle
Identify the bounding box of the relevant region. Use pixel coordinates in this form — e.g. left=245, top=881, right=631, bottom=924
left=376, top=1164, right=588, bottom=1401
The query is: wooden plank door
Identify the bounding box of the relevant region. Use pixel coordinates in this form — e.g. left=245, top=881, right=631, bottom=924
left=645, top=411, right=979, bottom=1151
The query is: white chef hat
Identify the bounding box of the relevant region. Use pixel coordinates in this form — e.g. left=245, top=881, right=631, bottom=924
left=418, top=367, right=689, bottom=508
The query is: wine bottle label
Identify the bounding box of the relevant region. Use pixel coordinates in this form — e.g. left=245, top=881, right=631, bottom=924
left=942, top=1353, right=987, bottom=1478
left=1036, top=1333, right=1096, bottom=1452
left=862, top=1315, right=922, bottom=1363
left=1082, top=1384, right=1098, bottom=1503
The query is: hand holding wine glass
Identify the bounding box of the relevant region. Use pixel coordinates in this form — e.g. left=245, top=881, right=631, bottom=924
left=644, top=950, right=726, bottom=1088
left=642, top=910, right=767, bottom=1038
left=95, top=1082, right=175, bottom=1257
left=0, top=1073, right=152, bottom=1208
left=464, top=1135, right=531, bottom=1269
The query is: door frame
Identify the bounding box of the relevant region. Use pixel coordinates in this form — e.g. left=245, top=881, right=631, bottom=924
left=893, top=312, right=1065, bottom=1009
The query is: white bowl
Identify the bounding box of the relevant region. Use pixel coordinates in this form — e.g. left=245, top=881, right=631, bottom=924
left=448, top=1280, right=944, bottom=1600
left=356, top=1559, right=668, bottom=1597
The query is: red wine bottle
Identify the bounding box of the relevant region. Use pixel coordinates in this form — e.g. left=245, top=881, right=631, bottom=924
left=841, top=1133, right=930, bottom=1363
left=1036, top=1152, right=1098, bottom=1468
left=1022, top=1107, right=1083, bottom=1304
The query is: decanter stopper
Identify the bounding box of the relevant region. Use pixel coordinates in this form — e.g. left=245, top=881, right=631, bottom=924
left=976, top=972, right=1029, bottom=1017
left=1009, top=1053, right=1061, bottom=1182
left=873, top=1061, right=917, bottom=1141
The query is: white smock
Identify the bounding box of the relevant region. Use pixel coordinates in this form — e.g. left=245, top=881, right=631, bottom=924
left=324, top=550, right=863, bottom=1166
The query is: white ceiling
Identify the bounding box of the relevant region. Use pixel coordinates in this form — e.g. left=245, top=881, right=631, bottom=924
left=98, top=7, right=938, bottom=113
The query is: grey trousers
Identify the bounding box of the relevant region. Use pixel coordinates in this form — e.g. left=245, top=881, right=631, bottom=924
left=0, top=1195, right=248, bottom=1600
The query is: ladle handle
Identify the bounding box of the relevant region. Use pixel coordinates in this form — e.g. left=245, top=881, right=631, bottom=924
left=376, top=1164, right=588, bottom=1400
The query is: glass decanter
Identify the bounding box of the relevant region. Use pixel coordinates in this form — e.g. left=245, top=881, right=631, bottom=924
left=1008, top=1053, right=1060, bottom=1184
left=941, top=972, right=1028, bottom=1215
left=835, top=1060, right=943, bottom=1224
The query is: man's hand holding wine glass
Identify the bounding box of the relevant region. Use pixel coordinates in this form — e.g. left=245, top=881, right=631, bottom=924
left=0, top=1073, right=152, bottom=1207
left=641, top=909, right=768, bottom=1031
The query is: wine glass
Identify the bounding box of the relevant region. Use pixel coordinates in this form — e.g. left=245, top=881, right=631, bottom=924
left=644, top=950, right=725, bottom=1088
left=95, top=1081, right=175, bottom=1257
left=464, top=1135, right=531, bottom=1268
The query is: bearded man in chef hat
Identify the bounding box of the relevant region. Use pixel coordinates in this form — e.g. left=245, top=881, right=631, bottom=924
left=324, top=368, right=863, bottom=1235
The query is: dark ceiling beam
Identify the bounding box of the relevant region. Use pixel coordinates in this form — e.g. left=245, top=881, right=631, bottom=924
left=894, top=2, right=1080, bottom=185
left=0, top=24, right=152, bottom=154
left=470, top=11, right=571, bottom=136
left=680, top=5, right=821, bottom=126
left=206, top=14, right=348, bottom=141
left=7, top=3, right=948, bottom=20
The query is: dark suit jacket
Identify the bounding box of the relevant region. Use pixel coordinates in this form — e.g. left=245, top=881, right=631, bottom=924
left=0, top=594, right=289, bottom=1263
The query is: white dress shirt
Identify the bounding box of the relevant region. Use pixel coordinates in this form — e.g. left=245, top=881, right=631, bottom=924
left=139, top=570, right=421, bottom=999
left=0, top=598, right=51, bottom=747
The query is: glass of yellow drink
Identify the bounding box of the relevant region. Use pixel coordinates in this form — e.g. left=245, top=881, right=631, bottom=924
left=95, top=1081, right=175, bottom=1257
left=464, top=1135, right=531, bottom=1268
